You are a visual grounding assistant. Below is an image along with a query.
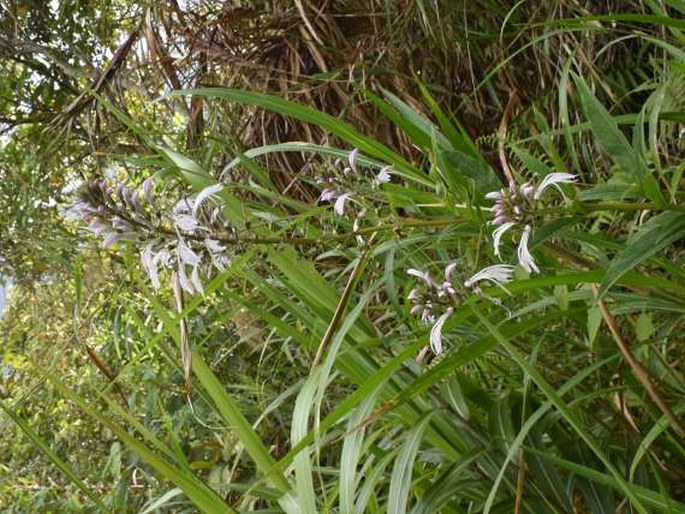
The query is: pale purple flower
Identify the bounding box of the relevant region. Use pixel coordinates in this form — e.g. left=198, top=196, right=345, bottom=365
left=204, top=238, right=224, bottom=254
left=173, top=198, right=192, bottom=215
left=319, top=189, right=338, bottom=202
left=117, top=184, right=129, bottom=204
left=130, top=191, right=141, bottom=212
left=517, top=225, right=539, bottom=274
left=205, top=238, right=230, bottom=271
left=485, top=173, right=577, bottom=273
left=521, top=183, right=535, bottom=199
left=210, top=252, right=231, bottom=271
left=142, top=178, right=154, bottom=204
left=407, top=264, right=462, bottom=354
left=334, top=193, right=351, bottom=216
left=316, top=149, right=393, bottom=215
left=141, top=244, right=161, bottom=290
left=75, top=178, right=233, bottom=296
left=421, top=308, right=435, bottom=324
left=407, top=288, right=421, bottom=301
left=111, top=217, right=132, bottom=231
left=88, top=219, right=109, bottom=236
left=102, top=233, right=125, bottom=249
left=177, top=261, right=195, bottom=294
left=430, top=308, right=453, bottom=355
left=444, top=262, right=458, bottom=281
left=410, top=304, right=424, bottom=316
left=155, top=248, right=172, bottom=268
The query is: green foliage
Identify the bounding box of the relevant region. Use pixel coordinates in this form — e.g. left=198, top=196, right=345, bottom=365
left=2, top=1, right=685, bottom=513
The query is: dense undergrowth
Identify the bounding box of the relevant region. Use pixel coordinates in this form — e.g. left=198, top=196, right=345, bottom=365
left=1, top=1, right=685, bottom=512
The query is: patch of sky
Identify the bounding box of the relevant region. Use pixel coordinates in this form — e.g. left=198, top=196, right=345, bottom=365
left=0, top=283, right=6, bottom=317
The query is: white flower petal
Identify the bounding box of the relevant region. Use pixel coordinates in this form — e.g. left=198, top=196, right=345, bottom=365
left=429, top=308, right=453, bottom=355
left=491, top=222, right=516, bottom=258
left=173, top=198, right=192, bottom=214
left=334, top=193, right=351, bottom=216
left=154, top=248, right=172, bottom=268
left=173, top=214, right=199, bottom=232
left=177, top=263, right=195, bottom=294
left=191, top=266, right=204, bottom=294
left=534, top=173, right=577, bottom=200
left=177, top=242, right=201, bottom=266
left=192, top=184, right=224, bottom=216
left=211, top=253, right=230, bottom=271
left=517, top=225, right=539, bottom=273
left=407, top=268, right=434, bottom=287
left=204, top=238, right=225, bottom=253
left=375, top=167, right=391, bottom=184
left=444, top=262, right=458, bottom=281
left=141, top=245, right=161, bottom=291
left=348, top=148, right=359, bottom=173
left=464, top=264, right=515, bottom=289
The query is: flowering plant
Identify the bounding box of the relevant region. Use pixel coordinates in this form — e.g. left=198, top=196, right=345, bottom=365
left=487, top=173, right=577, bottom=273
left=74, top=179, right=231, bottom=294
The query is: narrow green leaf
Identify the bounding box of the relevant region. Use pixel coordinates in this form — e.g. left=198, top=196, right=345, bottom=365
left=587, top=305, right=602, bottom=346
left=471, top=306, right=649, bottom=514
left=168, top=88, right=431, bottom=186
left=48, top=379, right=234, bottom=514
left=388, top=414, right=433, bottom=514
left=528, top=449, right=685, bottom=513
left=157, top=146, right=213, bottom=188
left=191, top=351, right=293, bottom=494
left=599, top=211, right=685, bottom=298
left=574, top=74, right=649, bottom=184
left=339, top=391, right=382, bottom=514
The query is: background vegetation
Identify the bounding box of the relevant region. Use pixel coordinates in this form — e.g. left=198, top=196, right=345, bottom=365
left=1, top=1, right=685, bottom=512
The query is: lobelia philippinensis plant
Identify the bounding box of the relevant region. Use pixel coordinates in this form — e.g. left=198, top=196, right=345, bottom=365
left=74, top=179, right=231, bottom=295
left=74, top=161, right=584, bottom=359
left=486, top=172, right=577, bottom=273
left=317, top=148, right=392, bottom=216
left=406, top=263, right=516, bottom=354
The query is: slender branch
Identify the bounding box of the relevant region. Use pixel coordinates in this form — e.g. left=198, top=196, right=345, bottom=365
left=591, top=284, right=685, bottom=437
left=158, top=217, right=456, bottom=247
left=311, top=234, right=376, bottom=368
left=576, top=201, right=685, bottom=213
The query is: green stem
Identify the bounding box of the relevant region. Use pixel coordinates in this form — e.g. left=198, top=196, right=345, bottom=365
left=171, top=217, right=456, bottom=247
left=576, top=201, right=685, bottom=213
